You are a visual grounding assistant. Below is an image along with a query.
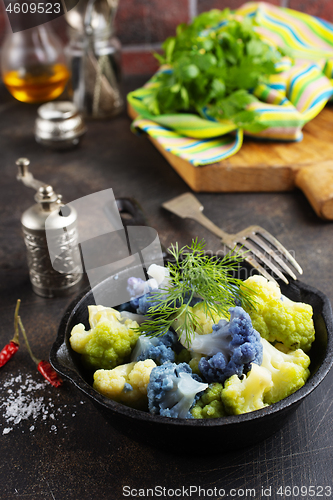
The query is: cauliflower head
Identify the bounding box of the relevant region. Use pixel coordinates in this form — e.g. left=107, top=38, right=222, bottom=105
left=221, top=363, right=273, bottom=415
left=70, top=305, right=140, bottom=370
left=242, top=275, right=315, bottom=352
left=93, top=359, right=156, bottom=410
left=261, top=338, right=310, bottom=404
left=191, top=383, right=226, bottom=419
left=182, top=306, right=263, bottom=384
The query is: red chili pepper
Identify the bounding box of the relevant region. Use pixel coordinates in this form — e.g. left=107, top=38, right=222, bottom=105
left=0, top=300, right=21, bottom=368
left=37, top=360, right=63, bottom=387
left=0, top=341, right=19, bottom=367
left=18, top=316, right=63, bottom=387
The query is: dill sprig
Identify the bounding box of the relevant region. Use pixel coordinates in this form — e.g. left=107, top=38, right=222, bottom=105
left=138, top=238, right=254, bottom=344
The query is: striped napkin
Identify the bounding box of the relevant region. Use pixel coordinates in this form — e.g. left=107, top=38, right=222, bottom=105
left=127, top=2, right=333, bottom=166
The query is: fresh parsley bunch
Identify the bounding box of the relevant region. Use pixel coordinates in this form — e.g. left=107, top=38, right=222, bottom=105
left=144, top=9, right=286, bottom=131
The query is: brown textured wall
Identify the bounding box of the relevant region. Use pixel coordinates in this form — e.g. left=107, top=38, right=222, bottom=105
left=1, top=0, right=333, bottom=76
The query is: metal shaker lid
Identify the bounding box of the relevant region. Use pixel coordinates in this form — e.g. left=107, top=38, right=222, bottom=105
left=35, top=101, right=87, bottom=149
left=16, top=158, right=77, bottom=231
left=21, top=199, right=78, bottom=232
left=65, top=0, right=119, bottom=36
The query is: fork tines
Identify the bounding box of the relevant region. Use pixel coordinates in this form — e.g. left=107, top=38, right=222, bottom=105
left=230, top=225, right=303, bottom=285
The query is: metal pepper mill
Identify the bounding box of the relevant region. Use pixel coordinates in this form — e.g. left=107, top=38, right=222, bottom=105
left=16, top=158, right=82, bottom=298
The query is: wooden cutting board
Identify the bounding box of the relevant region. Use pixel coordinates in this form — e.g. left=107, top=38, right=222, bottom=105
left=128, top=103, right=333, bottom=220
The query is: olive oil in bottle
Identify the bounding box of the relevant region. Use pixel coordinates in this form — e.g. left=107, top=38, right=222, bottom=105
left=3, top=63, right=70, bottom=103
left=1, top=26, right=69, bottom=103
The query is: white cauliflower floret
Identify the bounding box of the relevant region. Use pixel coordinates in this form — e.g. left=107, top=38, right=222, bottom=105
left=88, top=305, right=136, bottom=329
left=191, top=301, right=224, bottom=335
left=69, top=323, right=87, bottom=351
left=221, top=363, right=273, bottom=415
left=260, top=338, right=310, bottom=404
left=93, top=359, right=156, bottom=410
left=147, top=263, right=170, bottom=288
left=173, top=302, right=226, bottom=343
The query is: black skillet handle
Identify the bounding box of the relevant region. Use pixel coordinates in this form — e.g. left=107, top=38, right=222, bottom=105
left=116, top=198, right=168, bottom=259
left=116, top=198, right=148, bottom=227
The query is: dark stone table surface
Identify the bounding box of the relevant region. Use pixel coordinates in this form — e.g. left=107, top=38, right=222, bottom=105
left=1, top=77, right=333, bottom=500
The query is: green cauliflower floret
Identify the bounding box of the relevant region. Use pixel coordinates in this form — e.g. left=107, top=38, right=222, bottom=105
left=188, top=353, right=204, bottom=376
left=93, top=359, right=156, bottom=410
left=69, top=305, right=140, bottom=370
left=221, top=363, right=273, bottom=415
left=261, top=338, right=310, bottom=404
left=176, top=348, right=203, bottom=376
left=191, top=383, right=226, bottom=419
left=176, top=348, right=192, bottom=364
left=242, top=275, right=315, bottom=352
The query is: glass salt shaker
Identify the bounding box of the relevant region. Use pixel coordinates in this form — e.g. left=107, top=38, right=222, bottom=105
left=65, top=0, right=123, bottom=118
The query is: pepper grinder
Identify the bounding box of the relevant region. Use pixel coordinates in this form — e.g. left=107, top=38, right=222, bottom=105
left=16, top=158, right=82, bottom=298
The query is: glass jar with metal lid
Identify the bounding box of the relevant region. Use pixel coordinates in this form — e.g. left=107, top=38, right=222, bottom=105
left=65, top=0, right=123, bottom=119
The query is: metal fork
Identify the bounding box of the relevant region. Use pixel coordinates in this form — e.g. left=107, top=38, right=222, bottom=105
left=162, top=193, right=302, bottom=284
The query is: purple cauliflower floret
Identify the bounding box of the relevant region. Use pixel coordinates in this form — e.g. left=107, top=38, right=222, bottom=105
left=126, top=278, right=158, bottom=311
left=147, top=362, right=208, bottom=418
left=127, top=265, right=171, bottom=314
left=196, top=306, right=263, bottom=383
left=127, top=277, right=146, bottom=298
left=136, top=290, right=164, bottom=315
left=131, top=331, right=178, bottom=365
left=126, top=276, right=166, bottom=314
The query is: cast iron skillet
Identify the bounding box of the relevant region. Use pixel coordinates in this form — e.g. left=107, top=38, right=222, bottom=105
left=50, top=264, right=333, bottom=453
left=50, top=199, right=333, bottom=453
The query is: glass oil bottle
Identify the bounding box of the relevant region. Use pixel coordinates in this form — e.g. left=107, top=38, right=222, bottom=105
left=1, top=25, right=70, bottom=103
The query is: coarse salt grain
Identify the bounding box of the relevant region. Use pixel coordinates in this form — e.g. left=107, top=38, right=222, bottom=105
left=0, top=372, right=85, bottom=435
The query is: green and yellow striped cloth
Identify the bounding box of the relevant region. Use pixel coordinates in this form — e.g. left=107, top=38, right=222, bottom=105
left=127, top=2, right=333, bottom=166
